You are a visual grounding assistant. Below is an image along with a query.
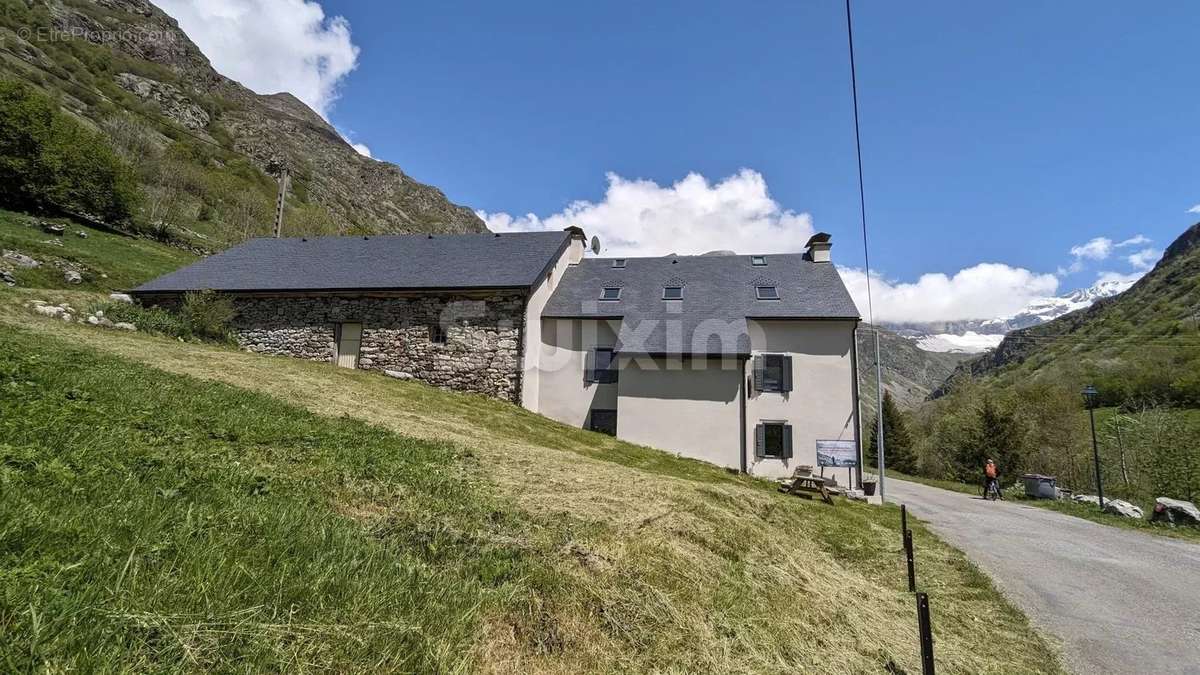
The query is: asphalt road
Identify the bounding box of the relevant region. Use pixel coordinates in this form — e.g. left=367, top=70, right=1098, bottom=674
left=885, top=479, right=1200, bottom=675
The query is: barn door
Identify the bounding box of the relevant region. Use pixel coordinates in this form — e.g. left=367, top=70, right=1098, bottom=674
left=335, top=322, right=362, bottom=368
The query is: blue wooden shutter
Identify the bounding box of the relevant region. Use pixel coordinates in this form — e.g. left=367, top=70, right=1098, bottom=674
left=753, top=355, right=764, bottom=392
left=781, top=355, right=793, bottom=392
left=754, top=423, right=765, bottom=458
left=584, top=349, right=597, bottom=383
left=783, top=424, right=793, bottom=459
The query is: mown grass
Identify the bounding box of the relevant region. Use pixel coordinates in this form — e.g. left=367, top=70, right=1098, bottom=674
left=0, top=290, right=1065, bottom=673
left=0, top=208, right=196, bottom=292
left=0, top=327, right=569, bottom=671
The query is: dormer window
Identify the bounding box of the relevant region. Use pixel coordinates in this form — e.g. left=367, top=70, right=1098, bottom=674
left=751, top=255, right=767, bottom=266
left=600, top=287, right=621, bottom=301
left=755, top=286, right=779, bottom=300
left=662, top=286, right=683, bottom=300
left=612, top=259, right=627, bottom=268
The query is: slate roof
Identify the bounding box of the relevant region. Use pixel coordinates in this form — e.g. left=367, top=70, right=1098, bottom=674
left=132, top=231, right=573, bottom=293
left=542, top=253, right=860, bottom=356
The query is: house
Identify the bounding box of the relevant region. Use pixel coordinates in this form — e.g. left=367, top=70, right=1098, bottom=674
left=131, top=229, right=862, bottom=480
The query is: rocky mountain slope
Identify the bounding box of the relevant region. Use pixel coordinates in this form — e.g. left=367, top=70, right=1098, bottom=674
left=857, top=324, right=970, bottom=416
left=0, top=0, right=483, bottom=247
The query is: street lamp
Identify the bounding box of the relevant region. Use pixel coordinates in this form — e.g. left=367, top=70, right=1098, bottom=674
left=1082, top=385, right=1104, bottom=510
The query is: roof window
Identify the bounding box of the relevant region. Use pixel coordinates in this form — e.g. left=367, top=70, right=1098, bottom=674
left=662, top=286, right=683, bottom=300
left=612, top=259, right=627, bottom=268
left=600, top=287, right=621, bottom=301
left=751, top=255, right=767, bottom=266
left=755, top=286, right=780, bottom=300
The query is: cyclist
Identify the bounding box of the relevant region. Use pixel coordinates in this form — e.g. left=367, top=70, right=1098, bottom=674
left=983, top=459, right=1002, bottom=500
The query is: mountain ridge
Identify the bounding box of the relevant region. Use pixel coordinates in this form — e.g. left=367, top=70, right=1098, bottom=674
left=886, top=277, right=1136, bottom=354
left=0, top=0, right=484, bottom=246
left=940, top=221, right=1200, bottom=398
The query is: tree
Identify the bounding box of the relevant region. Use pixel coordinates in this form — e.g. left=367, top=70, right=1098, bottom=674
left=0, top=79, right=139, bottom=222
left=866, top=391, right=915, bottom=473
left=954, top=396, right=1025, bottom=484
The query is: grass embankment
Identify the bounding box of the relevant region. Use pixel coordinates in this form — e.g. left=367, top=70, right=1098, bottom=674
left=877, top=467, right=1200, bottom=543
left=0, top=289, right=1063, bottom=673
left=0, top=208, right=196, bottom=292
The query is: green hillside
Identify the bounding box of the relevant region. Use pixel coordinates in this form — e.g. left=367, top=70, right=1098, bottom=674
left=0, top=0, right=483, bottom=254
left=0, top=207, right=194, bottom=291
left=912, top=222, right=1200, bottom=504
left=0, top=284, right=1061, bottom=673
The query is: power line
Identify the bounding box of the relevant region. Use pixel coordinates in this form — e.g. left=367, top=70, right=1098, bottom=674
left=845, top=0, right=887, bottom=497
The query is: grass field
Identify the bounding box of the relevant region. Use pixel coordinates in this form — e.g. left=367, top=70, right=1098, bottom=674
left=0, top=287, right=1064, bottom=672
left=0, top=208, right=196, bottom=292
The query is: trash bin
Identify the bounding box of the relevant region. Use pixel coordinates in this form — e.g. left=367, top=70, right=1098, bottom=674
left=862, top=480, right=877, bottom=497
left=1021, top=474, right=1057, bottom=499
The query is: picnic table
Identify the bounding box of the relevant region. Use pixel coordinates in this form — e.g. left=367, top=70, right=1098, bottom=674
left=779, top=473, right=835, bottom=504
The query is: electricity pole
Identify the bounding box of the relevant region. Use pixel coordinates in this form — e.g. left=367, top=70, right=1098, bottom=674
left=273, top=167, right=289, bottom=238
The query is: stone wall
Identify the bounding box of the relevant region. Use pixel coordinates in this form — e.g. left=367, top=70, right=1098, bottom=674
left=231, top=293, right=526, bottom=401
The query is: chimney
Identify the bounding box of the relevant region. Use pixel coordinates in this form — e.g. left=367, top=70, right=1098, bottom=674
left=563, top=225, right=587, bottom=264
left=805, top=232, right=832, bottom=263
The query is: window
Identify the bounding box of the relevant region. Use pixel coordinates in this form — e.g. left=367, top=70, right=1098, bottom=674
left=662, top=286, right=683, bottom=300
left=612, top=259, right=627, bottom=268
left=589, top=409, right=617, bottom=436
left=753, top=354, right=793, bottom=393
left=585, top=347, right=619, bottom=384
left=755, top=422, right=793, bottom=459
left=751, top=255, right=767, bottom=266
left=429, top=324, right=447, bottom=344
left=755, top=285, right=779, bottom=300
left=600, top=287, right=621, bottom=301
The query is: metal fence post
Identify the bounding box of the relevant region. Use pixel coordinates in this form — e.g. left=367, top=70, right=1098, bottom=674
left=904, top=528, right=916, bottom=593
left=916, top=592, right=935, bottom=675
left=901, top=504, right=908, bottom=546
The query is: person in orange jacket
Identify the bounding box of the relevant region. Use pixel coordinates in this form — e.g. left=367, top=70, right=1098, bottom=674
left=983, top=459, right=1002, bottom=499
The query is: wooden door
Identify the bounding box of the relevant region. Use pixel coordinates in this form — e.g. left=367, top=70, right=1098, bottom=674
left=336, top=323, right=362, bottom=368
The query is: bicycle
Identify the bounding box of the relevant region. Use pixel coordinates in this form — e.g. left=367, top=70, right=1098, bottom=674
left=984, top=479, right=1002, bottom=501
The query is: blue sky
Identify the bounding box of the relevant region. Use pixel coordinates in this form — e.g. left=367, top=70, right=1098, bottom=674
left=161, top=0, right=1200, bottom=321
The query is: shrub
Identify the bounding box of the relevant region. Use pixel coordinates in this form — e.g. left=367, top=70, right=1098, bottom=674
left=89, top=301, right=190, bottom=338
left=88, top=292, right=235, bottom=344
left=180, top=290, right=236, bottom=342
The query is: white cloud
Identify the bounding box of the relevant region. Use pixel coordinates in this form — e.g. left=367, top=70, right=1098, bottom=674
left=351, top=142, right=372, bottom=158
left=482, top=168, right=1069, bottom=323
left=1115, top=234, right=1150, bottom=248
left=1069, top=237, right=1113, bottom=261
left=157, top=0, right=359, bottom=119
left=478, top=169, right=814, bottom=257
left=838, top=264, right=1060, bottom=323
left=1126, top=247, right=1162, bottom=270
left=1188, top=204, right=1200, bottom=214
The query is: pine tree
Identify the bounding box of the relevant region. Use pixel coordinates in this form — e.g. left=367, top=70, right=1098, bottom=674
left=866, top=391, right=915, bottom=473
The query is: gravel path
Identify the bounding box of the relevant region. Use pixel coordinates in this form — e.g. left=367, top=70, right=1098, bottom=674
left=885, top=479, right=1200, bottom=675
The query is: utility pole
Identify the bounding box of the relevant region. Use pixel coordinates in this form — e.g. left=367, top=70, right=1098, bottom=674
left=273, top=167, right=290, bottom=238
left=1083, top=385, right=1104, bottom=509
left=875, top=327, right=886, bottom=500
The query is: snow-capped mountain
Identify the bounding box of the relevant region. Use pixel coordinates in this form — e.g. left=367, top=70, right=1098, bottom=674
left=885, top=278, right=1135, bottom=354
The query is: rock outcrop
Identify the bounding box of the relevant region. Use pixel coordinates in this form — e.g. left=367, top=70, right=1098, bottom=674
left=20, top=0, right=486, bottom=236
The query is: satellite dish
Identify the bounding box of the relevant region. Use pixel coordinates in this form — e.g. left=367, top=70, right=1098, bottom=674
left=590, top=235, right=601, bottom=255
